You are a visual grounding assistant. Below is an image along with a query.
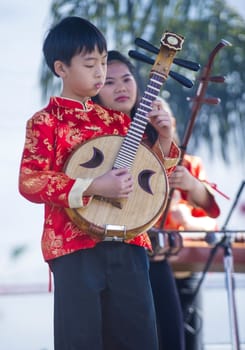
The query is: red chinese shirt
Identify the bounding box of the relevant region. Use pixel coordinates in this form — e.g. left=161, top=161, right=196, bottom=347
left=19, top=97, right=180, bottom=261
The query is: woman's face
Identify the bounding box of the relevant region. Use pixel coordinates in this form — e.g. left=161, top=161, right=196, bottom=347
left=98, top=60, right=138, bottom=116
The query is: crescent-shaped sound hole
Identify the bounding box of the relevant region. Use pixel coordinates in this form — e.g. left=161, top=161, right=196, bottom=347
left=138, top=169, right=155, bottom=194
left=79, top=147, right=104, bottom=168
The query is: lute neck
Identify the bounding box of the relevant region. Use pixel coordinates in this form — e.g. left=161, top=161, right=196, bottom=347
left=113, top=71, right=165, bottom=169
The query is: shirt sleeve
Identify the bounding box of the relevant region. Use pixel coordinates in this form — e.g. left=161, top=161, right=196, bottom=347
left=182, top=155, right=220, bottom=218
left=151, top=139, right=180, bottom=176
left=18, top=114, right=92, bottom=208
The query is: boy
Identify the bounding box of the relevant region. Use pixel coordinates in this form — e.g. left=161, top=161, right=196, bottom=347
left=19, top=16, right=180, bottom=349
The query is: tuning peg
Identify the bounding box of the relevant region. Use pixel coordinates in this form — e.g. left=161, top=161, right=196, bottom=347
left=201, top=97, right=221, bottom=105
left=128, top=50, right=193, bottom=88
left=201, top=76, right=226, bottom=83
left=173, top=58, right=200, bottom=71
left=169, top=71, right=193, bottom=88
left=187, top=96, right=221, bottom=105
left=135, top=37, right=159, bottom=54
left=128, top=49, right=153, bottom=65
left=135, top=37, right=200, bottom=71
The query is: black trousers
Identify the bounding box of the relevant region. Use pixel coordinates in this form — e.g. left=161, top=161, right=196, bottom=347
left=51, top=242, right=158, bottom=350
left=149, top=260, right=186, bottom=350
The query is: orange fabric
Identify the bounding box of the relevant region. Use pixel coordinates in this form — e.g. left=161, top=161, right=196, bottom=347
left=157, top=154, right=219, bottom=230
left=19, top=97, right=180, bottom=261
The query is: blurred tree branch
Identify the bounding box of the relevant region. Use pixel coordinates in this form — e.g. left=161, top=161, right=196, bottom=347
left=39, top=0, right=245, bottom=162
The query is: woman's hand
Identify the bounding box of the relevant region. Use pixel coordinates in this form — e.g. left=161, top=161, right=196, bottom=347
left=148, top=99, right=173, bottom=140
left=168, top=165, right=196, bottom=191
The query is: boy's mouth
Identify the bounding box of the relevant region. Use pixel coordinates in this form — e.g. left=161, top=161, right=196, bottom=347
left=95, top=82, right=104, bottom=90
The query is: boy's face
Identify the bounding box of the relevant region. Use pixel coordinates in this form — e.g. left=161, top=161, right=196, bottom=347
left=57, top=47, right=107, bottom=102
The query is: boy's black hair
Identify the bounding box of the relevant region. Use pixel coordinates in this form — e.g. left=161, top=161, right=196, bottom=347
left=43, top=16, right=107, bottom=77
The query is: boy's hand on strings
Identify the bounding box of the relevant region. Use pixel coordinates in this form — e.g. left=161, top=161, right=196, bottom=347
left=86, top=168, right=134, bottom=198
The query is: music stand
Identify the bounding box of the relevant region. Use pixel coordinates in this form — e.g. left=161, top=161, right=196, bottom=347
left=183, top=180, right=245, bottom=350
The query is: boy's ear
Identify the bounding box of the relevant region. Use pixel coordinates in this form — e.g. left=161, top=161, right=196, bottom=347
left=54, top=60, right=66, bottom=77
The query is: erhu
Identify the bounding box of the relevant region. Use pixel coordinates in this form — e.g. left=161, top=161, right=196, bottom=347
left=129, top=37, right=231, bottom=256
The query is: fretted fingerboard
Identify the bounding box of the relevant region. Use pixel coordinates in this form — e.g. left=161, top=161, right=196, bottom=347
left=113, top=72, right=165, bottom=169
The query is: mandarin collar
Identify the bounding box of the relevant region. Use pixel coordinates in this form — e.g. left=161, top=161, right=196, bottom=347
left=49, top=96, right=93, bottom=112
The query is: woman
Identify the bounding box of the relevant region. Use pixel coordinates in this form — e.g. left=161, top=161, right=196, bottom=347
left=93, top=50, right=220, bottom=350
left=93, top=50, right=185, bottom=349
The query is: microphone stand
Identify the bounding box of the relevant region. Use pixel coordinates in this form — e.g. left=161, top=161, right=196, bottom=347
left=219, top=180, right=245, bottom=350
left=183, top=180, right=245, bottom=349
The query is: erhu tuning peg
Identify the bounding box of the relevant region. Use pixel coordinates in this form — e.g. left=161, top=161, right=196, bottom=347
left=201, top=76, right=226, bottom=83
left=187, top=96, right=221, bottom=105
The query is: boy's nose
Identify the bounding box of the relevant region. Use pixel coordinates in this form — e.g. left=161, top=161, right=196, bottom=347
left=95, top=65, right=105, bottom=78
left=95, top=70, right=102, bottom=77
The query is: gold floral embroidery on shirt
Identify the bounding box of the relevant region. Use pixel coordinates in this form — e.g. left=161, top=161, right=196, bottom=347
left=74, top=110, right=91, bottom=121
left=34, top=111, right=55, bottom=126
left=20, top=171, right=70, bottom=195
left=64, top=222, right=84, bottom=242
left=43, top=228, right=64, bottom=256
left=43, top=138, right=53, bottom=151
left=93, top=104, right=115, bottom=126
left=20, top=172, right=49, bottom=194
left=85, top=126, right=101, bottom=131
